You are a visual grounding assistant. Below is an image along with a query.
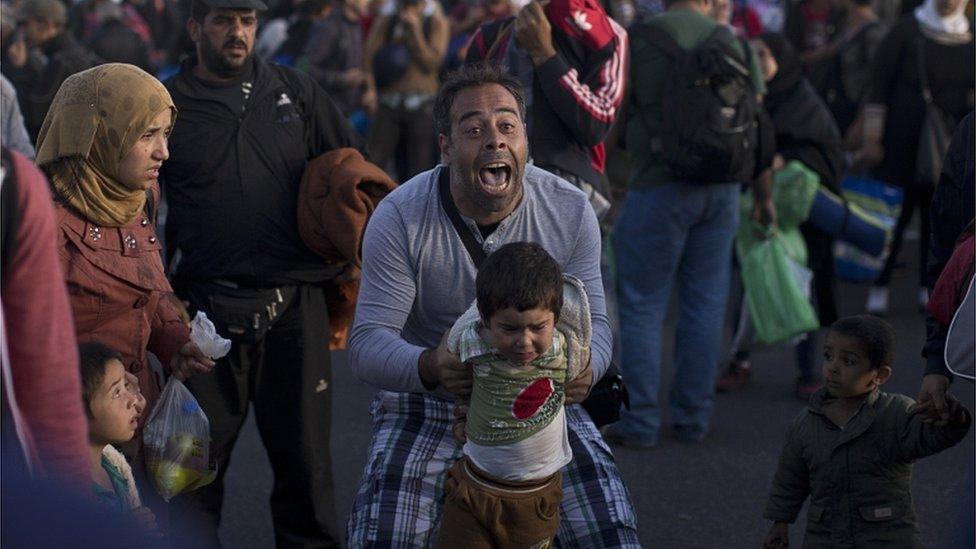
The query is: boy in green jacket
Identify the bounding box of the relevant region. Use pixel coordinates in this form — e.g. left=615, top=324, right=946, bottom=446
left=763, top=315, right=971, bottom=548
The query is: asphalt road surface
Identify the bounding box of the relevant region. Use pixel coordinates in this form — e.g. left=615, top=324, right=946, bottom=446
left=217, top=239, right=974, bottom=548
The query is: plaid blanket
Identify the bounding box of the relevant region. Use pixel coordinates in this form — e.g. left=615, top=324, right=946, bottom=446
left=346, top=391, right=640, bottom=548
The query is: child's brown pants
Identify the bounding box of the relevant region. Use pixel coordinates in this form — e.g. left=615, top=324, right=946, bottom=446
left=436, top=456, right=563, bottom=549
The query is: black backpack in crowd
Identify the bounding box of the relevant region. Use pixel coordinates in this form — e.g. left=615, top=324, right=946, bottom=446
left=633, top=24, right=760, bottom=183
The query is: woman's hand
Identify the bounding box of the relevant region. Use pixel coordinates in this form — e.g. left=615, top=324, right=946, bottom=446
left=916, top=374, right=951, bottom=425
left=163, top=292, right=192, bottom=325
left=170, top=342, right=216, bottom=381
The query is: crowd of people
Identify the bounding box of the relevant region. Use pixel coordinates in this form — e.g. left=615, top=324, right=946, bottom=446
left=0, top=0, right=973, bottom=545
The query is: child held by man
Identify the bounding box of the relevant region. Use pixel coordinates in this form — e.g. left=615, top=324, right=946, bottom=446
left=436, top=242, right=592, bottom=548
left=79, top=342, right=162, bottom=537
left=763, top=315, right=971, bottom=548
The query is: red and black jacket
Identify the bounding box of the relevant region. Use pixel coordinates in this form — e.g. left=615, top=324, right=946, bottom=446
left=466, top=0, right=627, bottom=192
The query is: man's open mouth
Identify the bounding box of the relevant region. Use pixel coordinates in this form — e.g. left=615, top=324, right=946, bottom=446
left=225, top=42, right=247, bottom=54
left=478, top=162, right=511, bottom=195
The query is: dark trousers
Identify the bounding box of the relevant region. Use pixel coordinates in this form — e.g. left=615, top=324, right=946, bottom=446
left=170, top=282, right=337, bottom=548
left=367, top=98, right=436, bottom=182
left=876, top=184, right=934, bottom=287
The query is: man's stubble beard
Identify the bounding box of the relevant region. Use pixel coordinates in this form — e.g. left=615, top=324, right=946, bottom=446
left=448, top=156, right=525, bottom=216
left=199, top=39, right=252, bottom=79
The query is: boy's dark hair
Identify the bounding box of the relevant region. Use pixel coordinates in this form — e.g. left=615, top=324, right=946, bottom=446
left=829, top=315, right=895, bottom=369
left=476, top=242, right=563, bottom=322
left=433, top=62, right=526, bottom=137
left=78, top=341, right=123, bottom=417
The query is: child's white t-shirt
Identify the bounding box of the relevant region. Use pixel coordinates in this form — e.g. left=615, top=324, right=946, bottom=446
left=465, top=406, right=572, bottom=481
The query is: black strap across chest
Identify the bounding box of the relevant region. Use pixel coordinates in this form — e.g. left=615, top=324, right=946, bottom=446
left=438, top=170, right=487, bottom=269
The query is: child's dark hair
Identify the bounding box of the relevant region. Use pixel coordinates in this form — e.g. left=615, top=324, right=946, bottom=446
left=829, top=315, right=895, bottom=369
left=476, top=242, right=563, bottom=322
left=78, top=341, right=123, bottom=417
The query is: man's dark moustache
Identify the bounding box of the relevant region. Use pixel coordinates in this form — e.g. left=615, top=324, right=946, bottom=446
left=477, top=153, right=512, bottom=165
left=225, top=40, right=247, bottom=48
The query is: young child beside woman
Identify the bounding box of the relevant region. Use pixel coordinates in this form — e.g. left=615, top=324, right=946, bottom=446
left=79, top=341, right=161, bottom=538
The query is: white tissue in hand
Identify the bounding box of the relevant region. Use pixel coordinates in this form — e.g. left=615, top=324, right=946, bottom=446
left=189, top=312, right=231, bottom=359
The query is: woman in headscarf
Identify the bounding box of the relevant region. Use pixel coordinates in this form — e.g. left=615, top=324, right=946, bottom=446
left=35, top=64, right=214, bottom=428
left=857, top=0, right=973, bottom=314
left=717, top=33, right=845, bottom=399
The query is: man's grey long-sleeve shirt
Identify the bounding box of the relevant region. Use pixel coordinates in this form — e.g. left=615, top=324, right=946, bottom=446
left=349, top=164, right=611, bottom=395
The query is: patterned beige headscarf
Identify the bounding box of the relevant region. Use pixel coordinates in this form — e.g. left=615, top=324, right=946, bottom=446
left=36, top=63, right=176, bottom=227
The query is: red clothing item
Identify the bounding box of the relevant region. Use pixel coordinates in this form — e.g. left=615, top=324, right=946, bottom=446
left=1, top=150, right=89, bottom=494
left=732, top=5, right=764, bottom=39
left=55, top=183, right=189, bottom=419
left=927, top=227, right=975, bottom=326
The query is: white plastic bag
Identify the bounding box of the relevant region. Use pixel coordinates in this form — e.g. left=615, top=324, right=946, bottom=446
left=190, top=311, right=232, bottom=360
left=143, top=378, right=217, bottom=501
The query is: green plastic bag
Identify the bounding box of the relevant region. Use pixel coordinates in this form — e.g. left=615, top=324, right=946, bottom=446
left=738, top=160, right=820, bottom=234
left=737, top=220, right=808, bottom=268
left=740, top=233, right=819, bottom=345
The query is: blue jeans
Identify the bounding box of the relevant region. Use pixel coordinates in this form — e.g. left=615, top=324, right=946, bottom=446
left=613, top=182, right=739, bottom=443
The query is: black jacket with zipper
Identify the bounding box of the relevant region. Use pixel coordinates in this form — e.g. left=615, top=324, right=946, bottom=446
left=161, top=57, right=362, bottom=286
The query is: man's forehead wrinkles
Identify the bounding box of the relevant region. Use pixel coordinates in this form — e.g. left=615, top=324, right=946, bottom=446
left=455, top=106, right=520, bottom=124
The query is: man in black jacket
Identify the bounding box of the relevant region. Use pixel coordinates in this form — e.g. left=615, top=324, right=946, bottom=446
left=161, top=0, right=361, bottom=545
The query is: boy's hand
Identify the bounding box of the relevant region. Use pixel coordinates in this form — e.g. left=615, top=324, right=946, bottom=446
left=130, top=506, right=163, bottom=538
left=763, top=522, right=789, bottom=548
left=170, top=342, right=216, bottom=381
left=916, top=374, right=951, bottom=425
left=564, top=365, right=593, bottom=405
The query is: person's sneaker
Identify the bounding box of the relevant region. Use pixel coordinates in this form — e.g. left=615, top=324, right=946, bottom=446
left=866, top=286, right=889, bottom=315
left=671, top=424, right=708, bottom=444
left=918, top=287, right=930, bottom=309
left=716, top=360, right=752, bottom=393
left=795, top=376, right=823, bottom=401
left=600, top=423, right=658, bottom=449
